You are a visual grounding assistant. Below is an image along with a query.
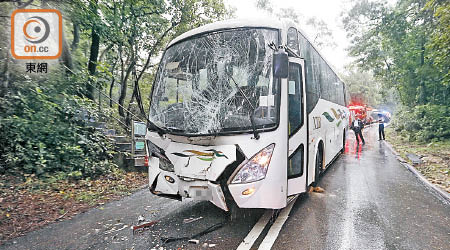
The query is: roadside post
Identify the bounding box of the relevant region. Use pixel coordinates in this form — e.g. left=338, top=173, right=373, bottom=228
left=132, top=120, right=147, bottom=167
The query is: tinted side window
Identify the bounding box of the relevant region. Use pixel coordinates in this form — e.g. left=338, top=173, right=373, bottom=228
left=288, top=63, right=303, bottom=136
left=298, top=31, right=347, bottom=108
left=298, top=32, right=319, bottom=114
left=288, top=144, right=304, bottom=178
left=287, top=27, right=299, bottom=55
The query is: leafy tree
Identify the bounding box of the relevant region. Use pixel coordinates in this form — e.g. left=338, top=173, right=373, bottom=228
left=255, top=0, right=336, bottom=50
left=66, top=0, right=231, bottom=120
left=0, top=0, right=232, bottom=178
left=425, top=0, right=450, bottom=86
left=340, top=65, right=382, bottom=107
left=342, top=0, right=450, bottom=141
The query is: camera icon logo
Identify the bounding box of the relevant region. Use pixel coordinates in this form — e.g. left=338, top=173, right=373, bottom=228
left=11, top=9, right=62, bottom=59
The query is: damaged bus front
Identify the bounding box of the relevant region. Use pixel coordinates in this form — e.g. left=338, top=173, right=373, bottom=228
left=146, top=22, right=290, bottom=211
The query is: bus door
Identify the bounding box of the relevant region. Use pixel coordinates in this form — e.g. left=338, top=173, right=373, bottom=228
left=287, top=58, right=308, bottom=195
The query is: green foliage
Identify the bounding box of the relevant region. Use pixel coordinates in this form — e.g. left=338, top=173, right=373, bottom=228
left=340, top=66, right=383, bottom=107
left=425, top=0, right=450, bottom=86
left=343, top=0, right=450, bottom=141
left=256, top=0, right=336, bottom=50
left=0, top=0, right=232, bottom=181
left=392, top=104, right=450, bottom=141
left=0, top=71, right=116, bottom=179
left=343, top=0, right=449, bottom=106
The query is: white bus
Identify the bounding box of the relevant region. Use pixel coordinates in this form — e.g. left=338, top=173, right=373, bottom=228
left=145, top=18, right=349, bottom=211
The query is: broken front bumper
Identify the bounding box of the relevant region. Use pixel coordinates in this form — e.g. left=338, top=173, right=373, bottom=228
left=149, top=157, right=228, bottom=211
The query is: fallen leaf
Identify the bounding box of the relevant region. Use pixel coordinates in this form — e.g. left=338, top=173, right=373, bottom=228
left=313, top=187, right=325, bottom=193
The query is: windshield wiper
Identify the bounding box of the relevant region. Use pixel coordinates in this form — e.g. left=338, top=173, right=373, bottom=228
left=227, top=74, right=260, bottom=140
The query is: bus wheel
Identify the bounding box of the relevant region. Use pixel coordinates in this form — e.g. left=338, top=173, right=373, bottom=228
left=227, top=200, right=239, bottom=221
left=313, top=147, right=323, bottom=187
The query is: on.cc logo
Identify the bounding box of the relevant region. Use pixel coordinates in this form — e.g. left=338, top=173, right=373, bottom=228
left=11, top=9, right=62, bottom=59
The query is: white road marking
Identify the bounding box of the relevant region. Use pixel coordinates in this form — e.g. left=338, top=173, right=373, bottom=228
left=258, top=196, right=298, bottom=250
left=237, top=196, right=299, bottom=250
left=236, top=210, right=272, bottom=250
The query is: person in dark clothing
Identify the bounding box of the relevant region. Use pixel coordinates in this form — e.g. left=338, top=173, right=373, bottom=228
left=378, top=114, right=385, bottom=140
left=351, top=118, right=365, bottom=144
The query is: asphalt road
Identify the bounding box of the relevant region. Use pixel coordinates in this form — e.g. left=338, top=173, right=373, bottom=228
left=2, top=125, right=449, bottom=250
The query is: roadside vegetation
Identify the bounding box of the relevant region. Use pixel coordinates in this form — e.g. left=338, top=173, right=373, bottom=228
left=0, top=169, right=147, bottom=244
left=343, top=0, right=449, bottom=140
left=343, top=0, right=449, bottom=191
left=386, top=128, right=450, bottom=193
left=0, top=0, right=231, bottom=244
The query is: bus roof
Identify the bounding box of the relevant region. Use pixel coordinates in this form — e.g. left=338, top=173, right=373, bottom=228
left=168, top=18, right=284, bottom=47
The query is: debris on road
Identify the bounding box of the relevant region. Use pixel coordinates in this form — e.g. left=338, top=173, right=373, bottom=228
left=313, top=187, right=325, bottom=193
left=183, top=216, right=203, bottom=224
left=132, top=220, right=158, bottom=234
left=188, top=239, right=200, bottom=244
left=308, top=186, right=325, bottom=193
left=406, top=153, right=423, bottom=165
left=161, top=220, right=227, bottom=244
left=104, top=225, right=128, bottom=234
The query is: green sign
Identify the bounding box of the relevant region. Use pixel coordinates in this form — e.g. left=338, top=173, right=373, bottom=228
left=134, top=121, right=147, bottom=136
left=135, top=141, right=145, bottom=150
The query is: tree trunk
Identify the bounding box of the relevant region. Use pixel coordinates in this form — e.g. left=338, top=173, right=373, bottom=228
left=0, top=52, right=9, bottom=96
left=419, top=38, right=426, bottom=105
left=136, top=22, right=179, bottom=83
left=118, top=59, right=135, bottom=117
left=109, top=59, right=118, bottom=107
left=125, top=71, right=144, bottom=125
left=109, top=77, right=115, bottom=108
left=86, top=28, right=100, bottom=100
left=135, top=81, right=146, bottom=117
left=71, top=23, right=79, bottom=52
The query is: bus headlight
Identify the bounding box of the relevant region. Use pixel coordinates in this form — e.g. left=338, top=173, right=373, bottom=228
left=153, top=151, right=174, bottom=172
left=159, top=157, right=174, bottom=172
left=231, top=144, right=275, bottom=184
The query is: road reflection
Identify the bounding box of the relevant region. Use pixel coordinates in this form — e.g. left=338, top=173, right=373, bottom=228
left=344, top=125, right=380, bottom=159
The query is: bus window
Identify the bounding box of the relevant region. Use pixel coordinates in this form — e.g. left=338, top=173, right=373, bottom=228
left=288, top=144, right=304, bottom=178
left=298, top=32, right=319, bottom=114
left=287, top=27, right=299, bottom=55
left=288, top=63, right=304, bottom=136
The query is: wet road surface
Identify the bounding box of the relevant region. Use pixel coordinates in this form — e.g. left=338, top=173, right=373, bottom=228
left=1, top=125, right=449, bottom=250
left=272, top=125, right=450, bottom=250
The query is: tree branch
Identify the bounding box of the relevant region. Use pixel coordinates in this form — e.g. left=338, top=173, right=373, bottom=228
left=135, top=22, right=180, bottom=83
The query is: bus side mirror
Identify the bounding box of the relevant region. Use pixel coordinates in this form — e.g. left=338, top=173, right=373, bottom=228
left=273, top=50, right=288, bottom=78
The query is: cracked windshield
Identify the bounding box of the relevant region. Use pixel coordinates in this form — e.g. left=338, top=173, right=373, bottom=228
left=149, top=28, right=279, bottom=135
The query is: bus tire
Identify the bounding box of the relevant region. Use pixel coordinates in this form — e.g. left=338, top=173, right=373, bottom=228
left=313, top=145, right=323, bottom=187
left=227, top=200, right=250, bottom=221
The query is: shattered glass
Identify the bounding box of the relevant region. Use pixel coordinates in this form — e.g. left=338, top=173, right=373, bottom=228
left=149, top=28, right=279, bottom=135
